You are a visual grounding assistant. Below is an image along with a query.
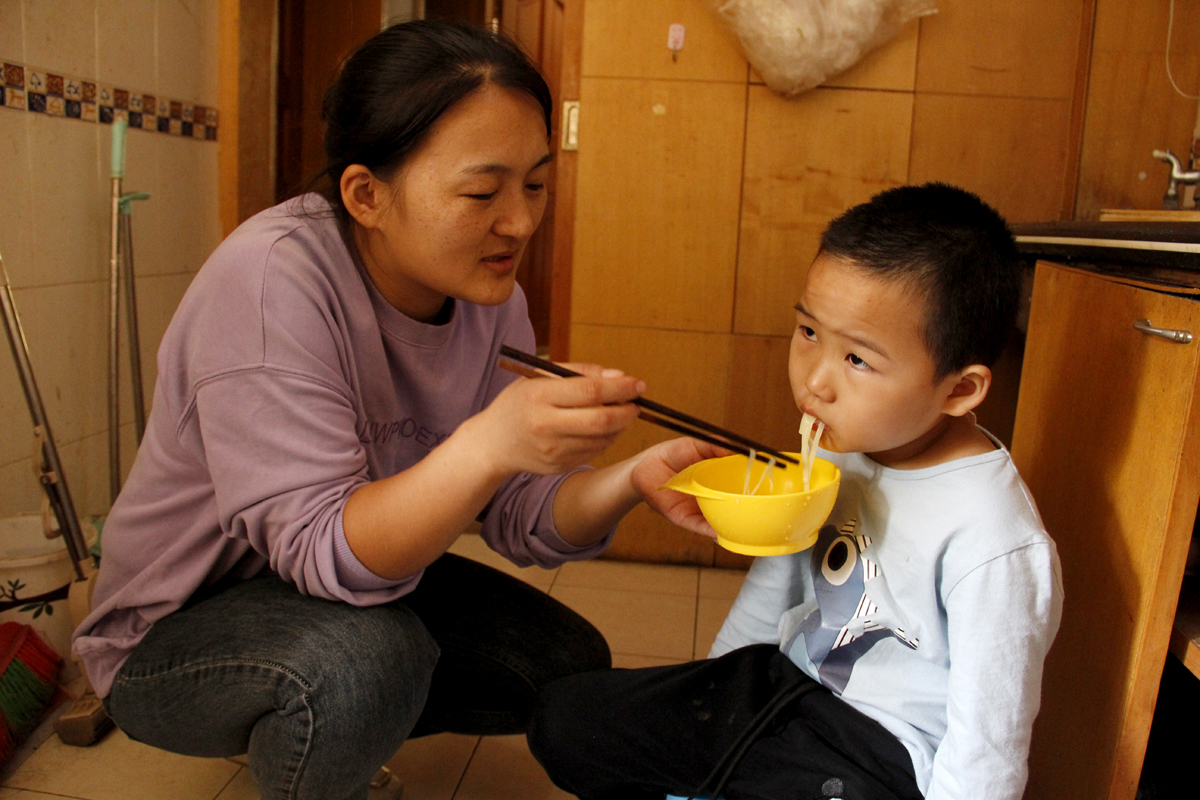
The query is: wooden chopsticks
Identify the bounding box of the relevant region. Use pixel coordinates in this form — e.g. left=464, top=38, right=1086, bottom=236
left=497, top=345, right=799, bottom=469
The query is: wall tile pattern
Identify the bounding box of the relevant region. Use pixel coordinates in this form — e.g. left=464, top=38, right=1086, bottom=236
left=1, top=60, right=218, bottom=140
left=0, top=0, right=221, bottom=522
left=570, top=0, right=1098, bottom=566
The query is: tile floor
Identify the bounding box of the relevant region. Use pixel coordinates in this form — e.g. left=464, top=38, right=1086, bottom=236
left=0, top=534, right=748, bottom=800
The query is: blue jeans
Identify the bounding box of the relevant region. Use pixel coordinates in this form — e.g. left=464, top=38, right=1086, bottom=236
left=104, top=553, right=610, bottom=800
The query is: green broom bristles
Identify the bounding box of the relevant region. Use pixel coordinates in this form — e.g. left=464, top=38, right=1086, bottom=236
left=0, top=658, right=57, bottom=735
left=0, top=622, right=62, bottom=765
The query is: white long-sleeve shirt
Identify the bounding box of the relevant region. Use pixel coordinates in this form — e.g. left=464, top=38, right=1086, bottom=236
left=712, top=441, right=1062, bottom=799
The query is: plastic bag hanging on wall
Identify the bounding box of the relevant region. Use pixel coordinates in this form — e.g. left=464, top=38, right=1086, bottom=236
left=709, top=0, right=938, bottom=97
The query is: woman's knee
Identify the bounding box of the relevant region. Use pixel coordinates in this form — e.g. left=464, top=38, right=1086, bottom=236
left=250, top=606, right=441, bottom=799
left=301, top=603, right=440, bottom=725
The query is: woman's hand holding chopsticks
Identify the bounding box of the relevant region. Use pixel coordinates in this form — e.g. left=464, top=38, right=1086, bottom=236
left=489, top=351, right=731, bottom=543
left=469, top=362, right=645, bottom=478
left=346, top=361, right=648, bottom=576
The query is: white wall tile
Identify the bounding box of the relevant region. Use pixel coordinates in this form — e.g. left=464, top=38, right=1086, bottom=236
left=0, top=423, right=115, bottom=520
left=0, top=110, right=34, bottom=286
left=0, top=347, right=31, bottom=480
left=132, top=270, right=195, bottom=408
left=57, top=421, right=118, bottom=518
left=26, top=113, right=106, bottom=286
left=9, top=280, right=112, bottom=447
left=97, top=0, right=158, bottom=92
left=24, top=0, right=96, bottom=79
left=154, top=133, right=220, bottom=272
left=0, top=0, right=26, bottom=62
left=198, top=0, right=220, bottom=108
left=156, top=0, right=208, bottom=105
left=0, top=0, right=220, bottom=524
left=123, top=129, right=169, bottom=277
left=0, top=443, right=42, bottom=516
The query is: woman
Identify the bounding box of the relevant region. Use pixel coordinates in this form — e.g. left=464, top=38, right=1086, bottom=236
left=72, top=20, right=718, bottom=800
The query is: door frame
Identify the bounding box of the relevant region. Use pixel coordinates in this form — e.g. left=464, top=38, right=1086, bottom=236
left=548, top=0, right=582, bottom=360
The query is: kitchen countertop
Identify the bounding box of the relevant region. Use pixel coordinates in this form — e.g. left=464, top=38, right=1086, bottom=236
left=1012, top=220, right=1200, bottom=290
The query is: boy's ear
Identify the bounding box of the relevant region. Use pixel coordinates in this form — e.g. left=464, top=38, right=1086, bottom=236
left=941, top=364, right=992, bottom=417
left=340, top=164, right=386, bottom=229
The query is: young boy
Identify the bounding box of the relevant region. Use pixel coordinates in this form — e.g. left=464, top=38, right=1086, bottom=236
left=527, top=183, right=1063, bottom=800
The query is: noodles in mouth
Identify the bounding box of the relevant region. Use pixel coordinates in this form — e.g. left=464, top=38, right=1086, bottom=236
left=799, top=413, right=825, bottom=492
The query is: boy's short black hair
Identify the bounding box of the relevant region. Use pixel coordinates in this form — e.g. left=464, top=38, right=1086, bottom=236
left=819, top=182, right=1023, bottom=381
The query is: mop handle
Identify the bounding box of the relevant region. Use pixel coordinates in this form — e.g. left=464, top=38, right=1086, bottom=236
left=0, top=253, right=89, bottom=579
left=110, top=117, right=127, bottom=180
left=118, top=191, right=151, bottom=214
left=107, top=121, right=125, bottom=502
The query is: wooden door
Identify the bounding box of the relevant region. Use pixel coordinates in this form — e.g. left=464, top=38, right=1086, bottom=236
left=1012, top=262, right=1200, bottom=800
left=275, top=0, right=383, bottom=202
left=499, top=0, right=565, bottom=350
left=275, top=0, right=562, bottom=349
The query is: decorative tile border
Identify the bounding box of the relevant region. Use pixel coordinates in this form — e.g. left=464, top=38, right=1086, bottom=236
left=0, top=59, right=217, bottom=141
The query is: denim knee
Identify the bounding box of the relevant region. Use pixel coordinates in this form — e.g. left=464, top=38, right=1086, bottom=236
left=106, top=577, right=442, bottom=800
left=246, top=604, right=440, bottom=800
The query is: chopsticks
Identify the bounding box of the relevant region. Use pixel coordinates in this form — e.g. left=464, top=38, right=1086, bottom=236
left=497, top=345, right=799, bottom=469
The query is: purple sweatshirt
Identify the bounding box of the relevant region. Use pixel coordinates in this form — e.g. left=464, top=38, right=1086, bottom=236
left=73, top=196, right=610, bottom=697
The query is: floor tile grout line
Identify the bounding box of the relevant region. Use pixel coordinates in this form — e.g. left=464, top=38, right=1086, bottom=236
left=550, top=583, right=708, bottom=600
left=211, top=765, right=242, bottom=800
left=449, top=735, right=483, bottom=800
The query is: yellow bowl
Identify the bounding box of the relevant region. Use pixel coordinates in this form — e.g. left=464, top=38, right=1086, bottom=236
left=661, top=453, right=840, bottom=556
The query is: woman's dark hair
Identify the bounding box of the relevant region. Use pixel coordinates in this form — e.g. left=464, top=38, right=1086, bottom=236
left=818, top=182, right=1024, bottom=381
left=320, top=20, right=552, bottom=222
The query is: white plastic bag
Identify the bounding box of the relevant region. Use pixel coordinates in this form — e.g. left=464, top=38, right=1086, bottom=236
left=709, top=0, right=938, bottom=97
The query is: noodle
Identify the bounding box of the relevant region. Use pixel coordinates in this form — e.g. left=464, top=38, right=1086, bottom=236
left=743, top=449, right=756, bottom=495
left=742, top=449, right=778, bottom=496
left=798, top=414, right=825, bottom=491
left=750, top=455, right=777, bottom=495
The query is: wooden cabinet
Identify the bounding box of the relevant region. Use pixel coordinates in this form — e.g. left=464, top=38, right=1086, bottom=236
left=1011, top=261, right=1200, bottom=800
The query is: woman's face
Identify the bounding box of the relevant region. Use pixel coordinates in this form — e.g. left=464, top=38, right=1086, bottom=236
left=352, top=83, right=551, bottom=322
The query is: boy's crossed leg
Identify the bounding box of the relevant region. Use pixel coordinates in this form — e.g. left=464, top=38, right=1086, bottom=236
left=528, top=644, right=922, bottom=800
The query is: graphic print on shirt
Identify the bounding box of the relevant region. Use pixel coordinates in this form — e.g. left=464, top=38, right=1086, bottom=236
left=787, top=519, right=918, bottom=694
left=357, top=417, right=449, bottom=449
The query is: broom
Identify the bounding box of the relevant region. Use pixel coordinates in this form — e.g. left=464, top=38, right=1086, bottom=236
left=0, top=621, right=61, bottom=764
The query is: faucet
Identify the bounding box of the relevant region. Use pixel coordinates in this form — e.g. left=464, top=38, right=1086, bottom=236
left=1152, top=149, right=1200, bottom=210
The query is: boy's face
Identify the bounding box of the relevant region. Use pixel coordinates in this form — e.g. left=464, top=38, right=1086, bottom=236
left=789, top=253, right=969, bottom=467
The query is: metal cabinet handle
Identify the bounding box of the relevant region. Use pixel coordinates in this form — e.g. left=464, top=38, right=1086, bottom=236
left=1134, top=318, right=1193, bottom=343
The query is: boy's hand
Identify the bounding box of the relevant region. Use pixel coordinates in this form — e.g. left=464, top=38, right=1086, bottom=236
left=632, top=437, right=728, bottom=539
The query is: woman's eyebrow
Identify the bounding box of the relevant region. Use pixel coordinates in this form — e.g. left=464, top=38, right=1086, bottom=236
left=464, top=153, right=554, bottom=176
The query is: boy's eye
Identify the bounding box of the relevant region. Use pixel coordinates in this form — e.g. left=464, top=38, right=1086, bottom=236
left=525, top=182, right=545, bottom=192
left=800, top=325, right=817, bottom=342
left=847, top=353, right=870, bottom=370
left=465, top=192, right=497, bottom=201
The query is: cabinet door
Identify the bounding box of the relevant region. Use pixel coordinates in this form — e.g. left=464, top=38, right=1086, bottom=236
left=1012, top=262, right=1200, bottom=800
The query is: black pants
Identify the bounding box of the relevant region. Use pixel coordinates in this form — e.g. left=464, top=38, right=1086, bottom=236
left=527, top=644, right=923, bottom=800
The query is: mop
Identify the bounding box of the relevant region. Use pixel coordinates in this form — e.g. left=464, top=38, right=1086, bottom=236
left=0, top=247, right=98, bottom=755
left=0, top=254, right=90, bottom=577
left=106, top=118, right=150, bottom=502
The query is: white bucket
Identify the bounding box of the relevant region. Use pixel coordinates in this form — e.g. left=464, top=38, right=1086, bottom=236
left=0, top=514, right=96, bottom=672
